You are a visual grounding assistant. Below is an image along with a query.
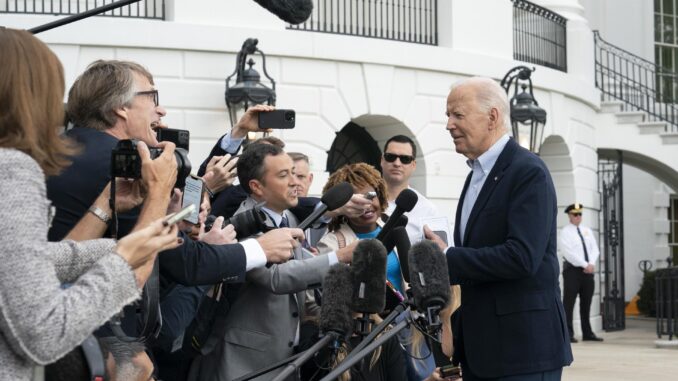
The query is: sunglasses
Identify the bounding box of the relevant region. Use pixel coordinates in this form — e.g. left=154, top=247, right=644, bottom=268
left=135, top=90, right=159, bottom=107
left=383, top=152, right=415, bottom=164
left=570, top=213, right=582, bottom=217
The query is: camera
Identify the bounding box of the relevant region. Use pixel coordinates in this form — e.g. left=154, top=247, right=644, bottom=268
left=111, top=139, right=192, bottom=188
left=156, top=128, right=190, bottom=151
left=204, top=205, right=270, bottom=239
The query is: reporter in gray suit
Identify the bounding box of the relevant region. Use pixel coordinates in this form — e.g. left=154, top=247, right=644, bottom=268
left=190, top=143, right=356, bottom=381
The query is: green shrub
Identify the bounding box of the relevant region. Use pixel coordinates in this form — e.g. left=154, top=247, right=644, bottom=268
left=637, top=270, right=656, bottom=317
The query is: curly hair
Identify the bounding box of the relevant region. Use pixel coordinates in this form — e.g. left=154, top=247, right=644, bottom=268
left=323, top=163, right=388, bottom=232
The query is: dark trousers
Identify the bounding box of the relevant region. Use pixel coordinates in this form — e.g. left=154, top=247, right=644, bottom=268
left=461, top=365, right=562, bottom=381
left=563, top=264, right=595, bottom=338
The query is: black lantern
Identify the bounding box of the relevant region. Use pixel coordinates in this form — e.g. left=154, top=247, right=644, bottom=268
left=500, top=66, right=547, bottom=154
left=225, top=38, right=276, bottom=134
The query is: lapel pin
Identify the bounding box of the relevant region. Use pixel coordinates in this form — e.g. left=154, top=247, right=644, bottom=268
left=494, top=176, right=498, bottom=181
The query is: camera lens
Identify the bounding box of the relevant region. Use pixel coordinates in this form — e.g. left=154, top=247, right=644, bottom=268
left=285, top=111, right=295, bottom=121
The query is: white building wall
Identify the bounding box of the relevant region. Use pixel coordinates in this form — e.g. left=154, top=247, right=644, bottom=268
left=6, top=0, right=676, bottom=334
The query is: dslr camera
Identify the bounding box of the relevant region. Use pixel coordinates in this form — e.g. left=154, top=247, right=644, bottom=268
left=204, top=204, right=270, bottom=239
left=111, top=139, right=192, bottom=188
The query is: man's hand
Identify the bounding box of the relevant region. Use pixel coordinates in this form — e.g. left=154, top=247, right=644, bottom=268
left=424, top=225, right=447, bottom=252
left=114, top=178, right=144, bottom=212
left=584, top=264, right=595, bottom=274
left=255, top=228, right=304, bottom=263
left=137, top=141, right=177, bottom=198
left=203, top=156, right=238, bottom=194
left=199, top=217, right=237, bottom=245
left=231, top=104, right=275, bottom=139
left=336, top=240, right=359, bottom=263
left=325, top=194, right=373, bottom=219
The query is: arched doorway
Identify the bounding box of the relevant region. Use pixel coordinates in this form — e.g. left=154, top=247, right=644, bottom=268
left=326, top=122, right=382, bottom=174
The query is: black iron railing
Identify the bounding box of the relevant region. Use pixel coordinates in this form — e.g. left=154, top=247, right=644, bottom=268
left=0, top=0, right=164, bottom=19
left=594, top=31, right=678, bottom=133
left=287, top=0, right=437, bottom=45
left=656, top=267, right=678, bottom=340
left=512, top=0, right=567, bottom=72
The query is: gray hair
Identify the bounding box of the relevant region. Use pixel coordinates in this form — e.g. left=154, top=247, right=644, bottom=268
left=451, top=77, right=511, bottom=132
left=67, top=60, right=154, bottom=131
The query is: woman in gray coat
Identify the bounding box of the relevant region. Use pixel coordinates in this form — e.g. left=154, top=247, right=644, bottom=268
left=0, top=28, right=181, bottom=380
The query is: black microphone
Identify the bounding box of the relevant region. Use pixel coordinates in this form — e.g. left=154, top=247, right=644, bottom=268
left=351, top=239, right=387, bottom=336
left=252, top=0, right=313, bottom=24
left=386, top=226, right=411, bottom=283
left=380, top=215, right=408, bottom=252
left=375, top=189, right=418, bottom=241
left=320, top=264, right=354, bottom=337
left=297, top=181, right=353, bottom=230
left=408, top=240, right=451, bottom=332
left=271, top=263, right=353, bottom=381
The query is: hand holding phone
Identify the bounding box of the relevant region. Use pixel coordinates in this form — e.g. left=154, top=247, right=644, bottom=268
left=363, top=191, right=377, bottom=200
left=163, top=204, right=196, bottom=227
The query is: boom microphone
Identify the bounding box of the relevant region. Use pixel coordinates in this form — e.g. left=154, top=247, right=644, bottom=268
left=350, top=239, right=387, bottom=314
left=252, top=0, right=314, bottom=24
left=297, top=181, right=353, bottom=231
left=408, top=240, right=450, bottom=321
left=375, top=189, right=418, bottom=241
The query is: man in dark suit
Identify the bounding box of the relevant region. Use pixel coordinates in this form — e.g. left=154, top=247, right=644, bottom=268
left=425, top=77, right=572, bottom=380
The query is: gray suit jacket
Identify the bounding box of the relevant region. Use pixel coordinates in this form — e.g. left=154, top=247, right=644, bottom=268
left=190, top=197, right=331, bottom=381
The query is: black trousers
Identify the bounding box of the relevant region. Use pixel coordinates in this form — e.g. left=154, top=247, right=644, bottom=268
left=563, top=264, right=595, bottom=338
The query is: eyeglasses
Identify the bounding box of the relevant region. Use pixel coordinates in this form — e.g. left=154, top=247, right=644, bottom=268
left=383, top=152, right=415, bottom=164
left=570, top=213, right=582, bottom=217
left=135, top=90, right=159, bottom=107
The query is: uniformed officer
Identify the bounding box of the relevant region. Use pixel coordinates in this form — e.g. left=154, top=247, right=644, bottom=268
left=559, top=203, right=604, bottom=342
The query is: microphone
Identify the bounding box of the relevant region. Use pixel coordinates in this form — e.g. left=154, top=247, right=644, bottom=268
left=380, top=215, right=408, bottom=252
left=375, top=189, right=418, bottom=241
left=351, top=239, right=387, bottom=336
left=252, top=0, right=314, bottom=24
left=297, top=181, right=353, bottom=230
left=271, top=264, right=353, bottom=381
left=320, top=264, right=354, bottom=338
left=408, top=240, right=451, bottom=333
left=385, top=226, right=411, bottom=283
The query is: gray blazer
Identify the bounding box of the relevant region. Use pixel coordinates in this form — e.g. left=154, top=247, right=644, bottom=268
left=190, top=197, right=331, bottom=381
left=0, top=149, right=140, bottom=381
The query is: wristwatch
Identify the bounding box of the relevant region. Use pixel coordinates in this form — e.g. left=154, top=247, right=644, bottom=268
left=88, top=206, right=111, bottom=224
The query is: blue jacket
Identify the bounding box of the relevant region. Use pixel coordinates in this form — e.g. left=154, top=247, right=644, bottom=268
left=446, top=138, right=573, bottom=378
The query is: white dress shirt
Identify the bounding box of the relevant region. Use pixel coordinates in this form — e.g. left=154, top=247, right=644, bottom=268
left=559, top=223, right=600, bottom=268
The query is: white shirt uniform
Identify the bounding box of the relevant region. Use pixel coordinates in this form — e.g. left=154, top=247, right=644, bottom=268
left=385, top=187, right=441, bottom=245
left=559, top=223, right=600, bottom=268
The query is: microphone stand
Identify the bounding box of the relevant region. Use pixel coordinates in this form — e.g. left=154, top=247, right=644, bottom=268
left=29, top=0, right=142, bottom=34
left=271, top=333, right=341, bottom=381
left=344, top=303, right=408, bottom=363
left=318, top=317, right=412, bottom=381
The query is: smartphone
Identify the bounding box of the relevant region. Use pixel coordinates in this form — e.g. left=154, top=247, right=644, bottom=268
left=440, top=364, right=461, bottom=380
left=156, top=128, right=190, bottom=151
left=258, top=110, right=295, bottom=129
left=181, top=175, right=204, bottom=224
left=164, top=204, right=196, bottom=226
left=364, top=191, right=377, bottom=200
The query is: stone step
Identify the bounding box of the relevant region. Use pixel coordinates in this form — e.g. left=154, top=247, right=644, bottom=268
left=637, top=121, right=668, bottom=134
left=660, top=132, right=678, bottom=144
left=600, top=100, right=624, bottom=113
left=615, top=111, right=645, bottom=124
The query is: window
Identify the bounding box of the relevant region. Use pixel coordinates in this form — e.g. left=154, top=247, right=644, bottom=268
left=655, top=0, right=678, bottom=103
left=668, top=196, right=678, bottom=264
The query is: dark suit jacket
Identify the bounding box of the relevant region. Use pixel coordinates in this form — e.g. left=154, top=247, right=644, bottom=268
left=446, top=138, right=572, bottom=378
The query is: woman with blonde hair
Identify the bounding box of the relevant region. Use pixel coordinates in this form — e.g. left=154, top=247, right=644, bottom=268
left=0, top=28, right=180, bottom=380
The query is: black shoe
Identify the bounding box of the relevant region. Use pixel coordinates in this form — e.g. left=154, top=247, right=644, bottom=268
left=582, top=335, right=603, bottom=342
left=570, top=337, right=578, bottom=343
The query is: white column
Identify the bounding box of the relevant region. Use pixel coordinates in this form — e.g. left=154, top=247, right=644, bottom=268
left=444, top=0, right=513, bottom=60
